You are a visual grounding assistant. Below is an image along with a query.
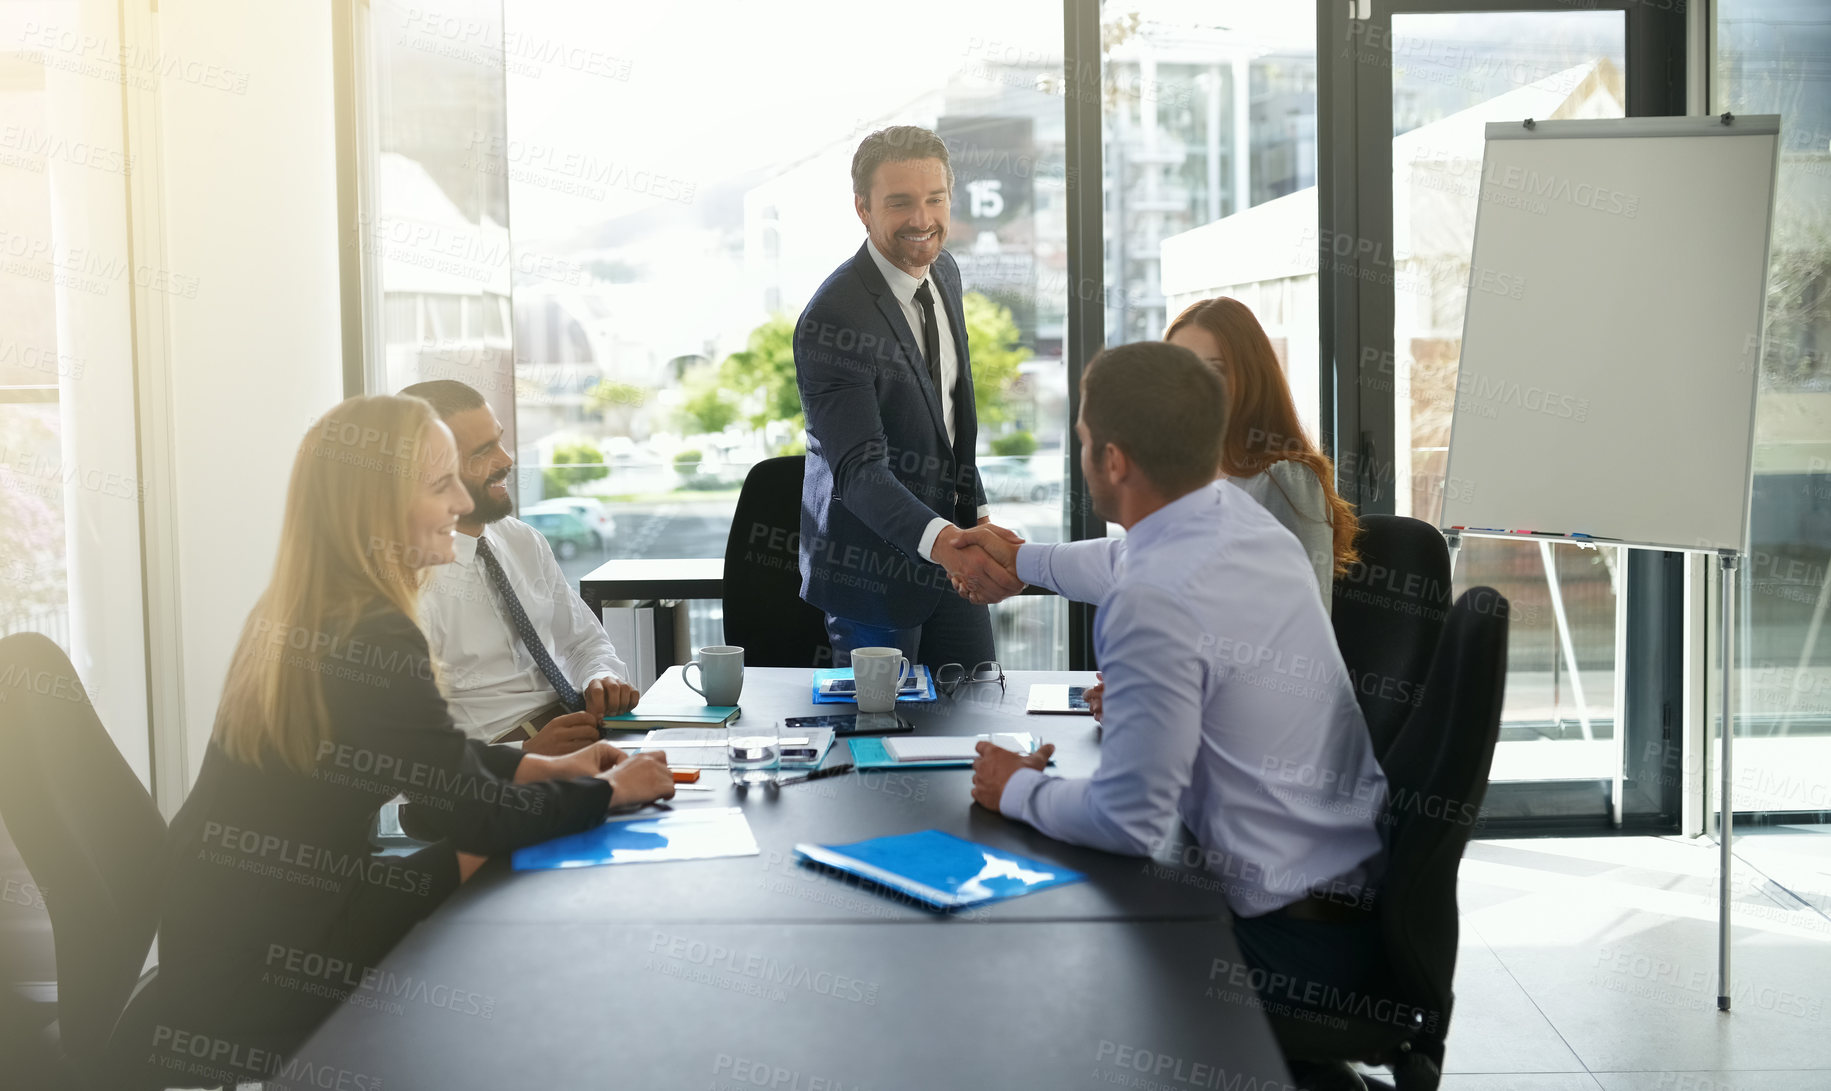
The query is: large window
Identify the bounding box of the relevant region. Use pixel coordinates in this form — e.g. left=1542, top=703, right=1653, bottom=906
left=1121, top=4, right=1321, bottom=442
left=356, top=0, right=519, bottom=468
left=1716, top=0, right=1831, bottom=817
left=494, top=0, right=1073, bottom=666
left=0, top=0, right=151, bottom=780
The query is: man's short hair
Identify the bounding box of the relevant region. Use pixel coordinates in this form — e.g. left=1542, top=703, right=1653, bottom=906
left=851, top=126, right=954, bottom=205
left=398, top=379, right=486, bottom=421
left=1081, top=342, right=1227, bottom=498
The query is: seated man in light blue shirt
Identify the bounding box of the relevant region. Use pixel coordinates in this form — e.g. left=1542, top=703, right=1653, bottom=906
left=956, top=341, right=1392, bottom=1069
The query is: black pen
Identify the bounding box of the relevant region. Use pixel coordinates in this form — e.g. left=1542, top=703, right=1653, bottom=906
left=778, top=762, right=855, bottom=786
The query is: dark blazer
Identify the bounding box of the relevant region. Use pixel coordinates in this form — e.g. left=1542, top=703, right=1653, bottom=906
left=156, top=607, right=611, bottom=1066
left=795, top=242, right=987, bottom=629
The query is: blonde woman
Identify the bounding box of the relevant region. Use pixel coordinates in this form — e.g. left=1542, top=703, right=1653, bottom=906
left=156, top=395, right=673, bottom=1075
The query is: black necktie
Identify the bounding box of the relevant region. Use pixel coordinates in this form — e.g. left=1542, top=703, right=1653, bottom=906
left=914, top=279, right=943, bottom=405
left=473, top=537, right=583, bottom=712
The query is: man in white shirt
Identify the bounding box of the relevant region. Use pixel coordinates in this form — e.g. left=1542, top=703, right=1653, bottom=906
left=401, top=380, right=638, bottom=754
left=955, top=343, right=1392, bottom=1078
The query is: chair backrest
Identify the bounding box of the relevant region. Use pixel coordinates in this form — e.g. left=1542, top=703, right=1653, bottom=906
left=1375, top=587, right=1509, bottom=1034
left=1333, top=515, right=1454, bottom=759
left=722, top=456, right=834, bottom=667
left=0, top=633, right=167, bottom=1069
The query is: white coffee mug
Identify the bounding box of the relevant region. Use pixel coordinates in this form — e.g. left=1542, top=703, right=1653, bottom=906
left=851, top=646, right=912, bottom=714
left=684, top=645, right=745, bottom=706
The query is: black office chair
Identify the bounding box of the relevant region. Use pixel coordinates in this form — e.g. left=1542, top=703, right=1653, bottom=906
left=722, top=456, right=835, bottom=667
left=1272, top=587, right=1510, bottom=1091
left=0, top=633, right=187, bottom=1090
left=1332, top=515, right=1454, bottom=760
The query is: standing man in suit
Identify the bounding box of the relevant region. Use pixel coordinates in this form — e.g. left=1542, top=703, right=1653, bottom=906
left=795, top=125, right=1024, bottom=668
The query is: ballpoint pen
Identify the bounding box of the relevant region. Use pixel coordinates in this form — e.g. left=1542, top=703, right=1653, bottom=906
left=776, top=762, right=856, bottom=786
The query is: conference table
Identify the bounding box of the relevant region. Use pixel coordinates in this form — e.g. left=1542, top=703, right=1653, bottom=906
left=292, top=668, right=1293, bottom=1089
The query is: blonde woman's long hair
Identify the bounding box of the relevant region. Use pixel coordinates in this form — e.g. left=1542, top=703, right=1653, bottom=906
left=214, top=395, right=443, bottom=772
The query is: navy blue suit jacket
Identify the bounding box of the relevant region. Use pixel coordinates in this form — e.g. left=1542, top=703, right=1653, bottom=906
left=794, top=242, right=986, bottom=629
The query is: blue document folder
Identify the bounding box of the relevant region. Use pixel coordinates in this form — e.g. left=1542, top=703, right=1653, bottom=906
left=511, top=806, right=758, bottom=871
left=811, top=666, right=937, bottom=704
left=793, top=830, right=1084, bottom=911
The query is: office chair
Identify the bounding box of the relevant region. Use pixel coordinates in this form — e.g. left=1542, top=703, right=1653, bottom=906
left=1272, top=587, right=1510, bottom=1091
left=722, top=456, right=835, bottom=667
left=1332, top=516, right=1454, bottom=760
left=0, top=633, right=196, bottom=1090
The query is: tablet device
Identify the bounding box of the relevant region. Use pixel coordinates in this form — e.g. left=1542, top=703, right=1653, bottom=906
left=783, top=712, right=914, bottom=737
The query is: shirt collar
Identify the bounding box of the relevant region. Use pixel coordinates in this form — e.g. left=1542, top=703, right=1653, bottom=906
left=450, top=524, right=492, bottom=567
left=1124, top=481, right=1222, bottom=556
left=865, top=237, right=930, bottom=306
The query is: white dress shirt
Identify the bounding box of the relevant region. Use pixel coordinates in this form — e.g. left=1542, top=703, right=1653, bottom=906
left=420, top=516, right=629, bottom=743
left=861, top=239, right=990, bottom=562
left=999, top=481, right=1387, bottom=918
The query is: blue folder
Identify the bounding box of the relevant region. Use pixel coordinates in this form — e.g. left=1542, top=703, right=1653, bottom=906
left=511, top=806, right=758, bottom=871
left=811, top=666, right=937, bottom=704
left=793, top=830, right=1084, bottom=911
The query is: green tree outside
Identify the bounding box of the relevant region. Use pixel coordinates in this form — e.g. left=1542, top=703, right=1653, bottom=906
left=674, top=363, right=742, bottom=436
left=542, top=440, right=609, bottom=498
left=714, top=291, right=1031, bottom=447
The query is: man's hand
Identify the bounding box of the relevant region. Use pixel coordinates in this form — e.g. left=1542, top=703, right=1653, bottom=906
left=969, top=740, right=1054, bottom=812
left=524, top=710, right=601, bottom=756
left=598, top=750, right=675, bottom=808
left=582, top=677, right=640, bottom=718
left=933, top=523, right=1026, bottom=605
left=1084, top=672, right=1104, bottom=721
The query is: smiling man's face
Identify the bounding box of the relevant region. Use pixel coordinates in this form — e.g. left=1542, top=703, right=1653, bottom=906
left=442, top=403, right=514, bottom=531
left=856, top=156, right=951, bottom=278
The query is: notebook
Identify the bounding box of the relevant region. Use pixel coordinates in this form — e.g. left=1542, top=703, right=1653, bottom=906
left=511, top=807, right=758, bottom=870
left=850, top=733, right=1043, bottom=769
left=1024, top=684, right=1092, bottom=715
left=794, top=830, right=1084, bottom=911
left=602, top=705, right=740, bottom=732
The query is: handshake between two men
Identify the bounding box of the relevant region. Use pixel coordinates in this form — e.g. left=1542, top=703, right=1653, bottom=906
left=929, top=522, right=1027, bottom=606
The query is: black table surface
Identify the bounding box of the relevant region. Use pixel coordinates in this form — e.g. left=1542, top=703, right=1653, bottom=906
left=294, top=669, right=1289, bottom=1088
left=291, top=919, right=1291, bottom=1090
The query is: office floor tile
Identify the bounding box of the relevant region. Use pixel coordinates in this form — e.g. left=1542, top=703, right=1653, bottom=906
left=1440, top=934, right=1587, bottom=1074
left=1451, top=834, right=1831, bottom=1077
left=1591, top=1071, right=1831, bottom=1091
left=1436, top=1074, right=1604, bottom=1090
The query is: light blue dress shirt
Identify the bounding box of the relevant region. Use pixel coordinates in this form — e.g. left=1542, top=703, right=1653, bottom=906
left=1000, top=481, right=1387, bottom=918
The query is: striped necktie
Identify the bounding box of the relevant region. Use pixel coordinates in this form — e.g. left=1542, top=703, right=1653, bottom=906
left=473, top=536, right=583, bottom=712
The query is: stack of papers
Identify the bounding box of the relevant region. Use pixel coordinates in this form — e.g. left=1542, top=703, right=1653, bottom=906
left=618, top=727, right=836, bottom=769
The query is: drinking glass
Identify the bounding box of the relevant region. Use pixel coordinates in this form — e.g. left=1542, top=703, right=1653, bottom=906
left=726, top=719, right=780, bottom=787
